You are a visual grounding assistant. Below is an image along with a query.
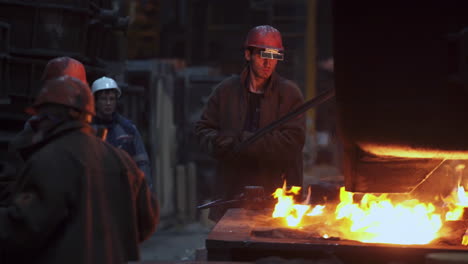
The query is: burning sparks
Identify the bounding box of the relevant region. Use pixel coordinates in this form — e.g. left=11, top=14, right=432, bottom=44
left=271, top=182, right=468, bottom=245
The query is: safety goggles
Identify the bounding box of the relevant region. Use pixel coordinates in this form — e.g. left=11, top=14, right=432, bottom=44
left=260, top=48, right=284, bottom=61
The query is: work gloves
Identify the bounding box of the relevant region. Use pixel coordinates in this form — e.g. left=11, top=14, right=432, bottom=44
left=241, top=131, right=254, bottom=142
left=213, top=133, right=238, bottom=158
left=213, top=131, right=255, bottom=159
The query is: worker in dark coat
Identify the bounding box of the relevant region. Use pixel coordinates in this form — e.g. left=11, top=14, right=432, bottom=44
left=0, top=76, right=159, bottom=264
left=9, top=56, right=89, bottom=161
left=195, top=25, right=306, bottom=219
left=3, top=57, right=90, bottom=202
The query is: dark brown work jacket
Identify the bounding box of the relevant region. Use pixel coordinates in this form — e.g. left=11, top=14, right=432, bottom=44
left=195, top=67, right=306, bottom=198
left=0, top=120, right=159, bottom=264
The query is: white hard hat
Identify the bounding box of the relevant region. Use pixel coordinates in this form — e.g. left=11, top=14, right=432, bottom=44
left=91, top=76, right=122, bottom=97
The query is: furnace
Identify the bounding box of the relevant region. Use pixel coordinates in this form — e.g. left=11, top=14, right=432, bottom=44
left=334, top=1, right=468, bottom=194
left=205, top=2, right=468, bottom=263
left=204, top=182, right=468, bottom=263
left=206, top=209, right=468, bottom=264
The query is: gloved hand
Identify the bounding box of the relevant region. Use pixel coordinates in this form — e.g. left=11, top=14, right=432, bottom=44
left=215, top=135, right=234, bottom=147
left=241, top=131, right=254, bottom=142
left=236, top=131, right=257, bottom=158
left=214, top=135, right=236, bottom=158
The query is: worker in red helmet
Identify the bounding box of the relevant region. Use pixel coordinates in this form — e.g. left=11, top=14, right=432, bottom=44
left=195, top=25, right=306, bottom=220
left=41, top=56, right=88, bottom=85
left=0, top=76, right=159, bottom=264
left=3, top=57, right=91, bottom=201
left=8, top=57, right=90, bottom=159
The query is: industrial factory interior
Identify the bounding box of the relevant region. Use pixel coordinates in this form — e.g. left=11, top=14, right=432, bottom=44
left=2, top=1, right=468, bottom=264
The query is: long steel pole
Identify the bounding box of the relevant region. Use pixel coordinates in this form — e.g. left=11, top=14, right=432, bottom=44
left=233, top=88, right=336, bottom=154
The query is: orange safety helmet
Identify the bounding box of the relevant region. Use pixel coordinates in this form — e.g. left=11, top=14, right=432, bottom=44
left=27, top=76, right=95, bottom=116
left=244, top=25, right=284, bottom=51
left=41, top=57, right=88, bottom=85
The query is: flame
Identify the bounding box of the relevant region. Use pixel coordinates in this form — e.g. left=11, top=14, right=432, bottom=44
left=334, top=188, right=442, bottom=244
left=442, top=165, right=468, bottom=221
left=307, top=205, right=325, bottom=216
left=360, top=144, right=468, bottom=159
left=271, top=181, right=468, bottom=245
left=272, top=183, right=324, bottom=227
left=444, top=186, right=468, bottom=221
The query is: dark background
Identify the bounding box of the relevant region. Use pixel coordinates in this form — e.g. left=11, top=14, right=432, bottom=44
left=0, top=0, right=336, bottom=224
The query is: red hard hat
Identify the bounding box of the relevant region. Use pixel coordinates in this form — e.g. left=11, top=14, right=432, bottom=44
left=41, top=57, right=88, bottom=85
left=28, top=76, right=95, bottom=115
left=244, top=25, right=284, bottom=51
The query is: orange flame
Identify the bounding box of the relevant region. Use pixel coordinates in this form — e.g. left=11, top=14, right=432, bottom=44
left=335, top=188, right=442, bottom=244
left=272, top=183, right=324, bottom=227
left=271, top=181, right=468, bottom=245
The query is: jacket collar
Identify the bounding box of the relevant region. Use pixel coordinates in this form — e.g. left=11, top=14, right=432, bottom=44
left=23, top=120, right=94, bottom=155
left=47, top=120, right=94, bottom=139
left=240, top=65, right=277, bottom=98
left=93, top=112, right=119, bottom=126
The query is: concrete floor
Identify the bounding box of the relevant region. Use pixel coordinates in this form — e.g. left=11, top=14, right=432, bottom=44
left=139, top=221, right=213, bottom=261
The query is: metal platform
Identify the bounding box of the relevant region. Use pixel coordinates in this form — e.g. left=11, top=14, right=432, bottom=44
left=206, top=209, right=468, bottom=264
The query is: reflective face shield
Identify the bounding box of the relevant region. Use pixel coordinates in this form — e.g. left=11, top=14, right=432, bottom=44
left=260, top=48, right=284, bottom=61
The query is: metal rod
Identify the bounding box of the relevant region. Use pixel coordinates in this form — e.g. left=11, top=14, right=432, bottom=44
left=233, top=88, right=336, bottom=154
left=197, top=199, right=240, bottom=210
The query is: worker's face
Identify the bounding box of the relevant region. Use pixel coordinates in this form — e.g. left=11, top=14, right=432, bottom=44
left=245, top=48, right=278, bottom=80
left=95, top=90, right=117, bottom=118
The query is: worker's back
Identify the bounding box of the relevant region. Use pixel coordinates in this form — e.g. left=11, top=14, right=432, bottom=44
left=4, top=120, right=159, bottom=264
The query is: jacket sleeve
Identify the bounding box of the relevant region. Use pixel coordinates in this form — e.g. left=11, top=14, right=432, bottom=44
left=122, top=152, right=159, bottom=242
left=136, top=179, right=159, bottom=242
left=241, top=83, right=306, bottom=162
left=0, top=159, right=70, bottom=249
left=194, top=86, right=221, bottom=156
left=111, top=145, right=159, bottom=243
left=132, top=127, right=153, bottom=190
